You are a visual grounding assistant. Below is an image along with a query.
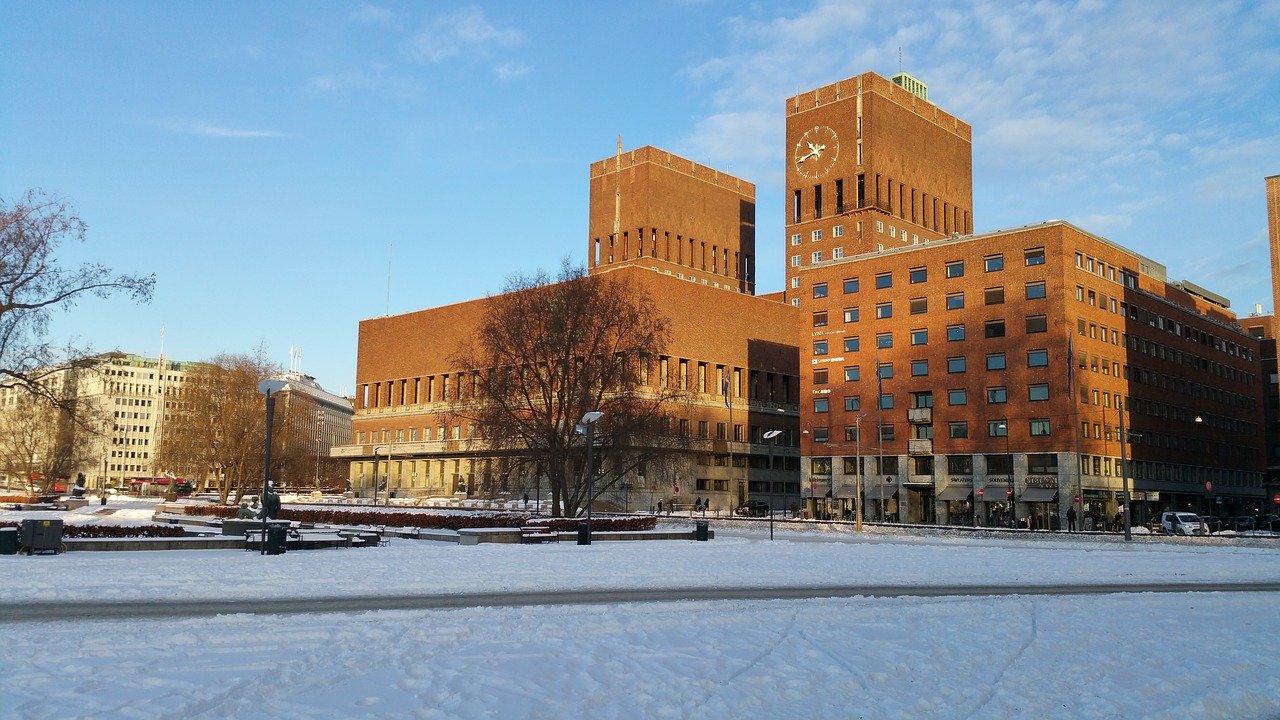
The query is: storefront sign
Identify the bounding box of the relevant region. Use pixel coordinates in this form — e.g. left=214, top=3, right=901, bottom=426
left=1024, top=476, right=1057, bottom=488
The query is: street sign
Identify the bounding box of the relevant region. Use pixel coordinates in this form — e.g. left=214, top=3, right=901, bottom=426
left=1205, top=481, right=1213, bottom=492
left=977, top=488, right=984, bottom=497
left=1274, top=492, right=1280, bottom=505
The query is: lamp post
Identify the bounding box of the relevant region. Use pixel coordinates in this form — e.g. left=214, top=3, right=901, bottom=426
left=256, top=379, right=288, bottom=556
left=577, top=411, right=604, bottom=544
left=1118, top=400, right=1132, bottom=541
left=314, top=410, right=324, bottom=490
left=997, top=419, right=1012, bottom=527
left=853, top=414, right=865, bottom=532
left=763, top=429, right=782, bottom=537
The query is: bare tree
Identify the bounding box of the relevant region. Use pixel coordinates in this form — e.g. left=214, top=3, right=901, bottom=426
left=0, top=388, right=104, bottom=493
left=156, top=352, right=302, bottom=503
left=454, top=261, right=689, bottom=517
left=0, top=190, right=154, bottom=407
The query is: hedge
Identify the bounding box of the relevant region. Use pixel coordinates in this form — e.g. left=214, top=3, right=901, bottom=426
left=0, top=522, right=185, bottom=538
left=181, top=504, right=657, bottom=532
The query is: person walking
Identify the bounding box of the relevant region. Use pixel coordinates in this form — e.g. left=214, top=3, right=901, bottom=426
left=1066, top=505, right=1077, bottom=533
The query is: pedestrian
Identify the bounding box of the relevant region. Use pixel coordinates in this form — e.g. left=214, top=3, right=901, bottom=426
left=657, top=499, right=663, bottom=514
left=1066, top=505, right=1077, bottom=533
left=523, top=493, right=529, bottom=509
left=694, top=497, right=702, bottom=513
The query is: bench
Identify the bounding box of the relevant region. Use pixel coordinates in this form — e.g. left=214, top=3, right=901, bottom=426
left=520, top=526, right=559, bottom=544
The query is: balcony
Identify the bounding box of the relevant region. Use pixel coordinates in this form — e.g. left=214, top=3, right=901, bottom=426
left=908, top=439, right=932, bottom=456
left=907, top=407, right=932, bottom=424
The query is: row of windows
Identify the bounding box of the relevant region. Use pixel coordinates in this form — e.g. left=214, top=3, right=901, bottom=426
left=1075, top=280, right=1255, bottom=363
left=811, top=283, right=1046, bottom=325
left=809, top=418, right=1051, bottom=443
left=816, top=384, right=1051, bottom=415
left=812, top=350, right=1052, bottom=385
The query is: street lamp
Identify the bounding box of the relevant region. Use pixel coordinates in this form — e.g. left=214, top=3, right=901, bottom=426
left=997, top=419, right=1012, bottom=527
left=314, top=410, right=324, bottom=489
left=256, top=379, right=288, bottom=556
left=577, top=411, right=604, bottom=545
left=853, top=413, right=865, bottom=532
left=1118, top=400, right=1132, bottom=541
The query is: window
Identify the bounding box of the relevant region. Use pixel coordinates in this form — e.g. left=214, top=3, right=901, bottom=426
left=1028, top=383, right=1049, bottom=401
left=909, top=267, right=927, bottom=283
left=1026, top=315, right=1047, bottom=333
left=843, top=278, right=860, bottom=293
left=909, top=297, right=928, bottom=314
left=948, top=388, right=967, bottom=405
left=911, top=359, right=928, bottom=376
left=833, top=247, right=844, bottom=259
left=813, top=340, right=828, bottom=356
left=1025, top=281, right=1046, bottom=299
left=844, top=366, right=860, bottom=382
left=984, top=254, right=1004, bottom=272
left=947, top=356, right=966, bottom=373
left=833, top=225, right=844, bottom=237
left=791, top=233, right=801, bottom=246
left=844, top=396, right=861, bottom=411
left=876, top=303, right=892, bottom=319
left=949, top=422, right=969, bottom=439
left=986, top=353, right=1006, bottom=370
left=813, top=283, right=828, bottom=298
left=814, top=398, right=829, bottom=413
left=876, top=333, right=893, bottom=349
left=984, top=320, right=1006, bottom=338
left=879, top=425, right=895, bottom=441
left=984, top=287, right=1005, bottom=305
left=1024, top=248, right=1045, bottom=266
left=1029, top=418, right=1051, bottom=436
left=875, top=272, right=892, bottom=289
left=986, top=387, right=1008, bottom=403
left=947, top=324, right=966, bottom=341
left=877, top=363, right=893, bottom=379
left=812, top=311, right=828, bottom=327
left=1027, top=349, right=1049, bottom=367
left=946, top=293, right=964, bottom=310
left=812, top=251, right=823, bottom=263
left=988, top=420, right=1009, bottom=437
left=811, top=229, right=823, bottom=242
left=879, top=393, right=895, bottom=409
left=791, top=255, right=801, bottom=267
left=910, top=329, right=928, bottom=345
left=791, top=277, right=800, bottom=289
left=843, top=337, right=860, bottom=352
left=813, top=368, right=828, bottom=384
left=813, top=427, right=829, bottom=443
left=843, top=307, right=860, bottom=323
left=945, top=261, right=964, bottom=278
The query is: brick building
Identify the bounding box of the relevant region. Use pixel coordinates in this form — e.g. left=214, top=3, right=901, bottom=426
left=789, top=72, right=1268, bottom=526
left=337, top=146, right=802, bottom=513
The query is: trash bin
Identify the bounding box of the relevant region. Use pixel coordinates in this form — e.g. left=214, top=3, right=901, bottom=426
left=265, top=524, right=288, bottom=555
left=20, top=518, right=63, bottom=555
left=695, top=520, right=709, bottom=541
left=0, top=527, right=18, bottom=555
left=576, top=521, right=591, bottom=545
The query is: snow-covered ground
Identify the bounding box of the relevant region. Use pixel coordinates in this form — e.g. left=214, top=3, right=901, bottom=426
left=3, top=499, right=1279, bottom=719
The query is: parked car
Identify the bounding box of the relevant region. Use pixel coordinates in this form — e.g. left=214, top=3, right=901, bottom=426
left=1228, top=516, right=1255, bottom=532
left=734, top=500, right=772, bottom=517
left=1199, top=515, right=1226, bottom=534
left=1160, top=512, right=1206, bottom=536
left=1254, top=514, right=1280, bottom=532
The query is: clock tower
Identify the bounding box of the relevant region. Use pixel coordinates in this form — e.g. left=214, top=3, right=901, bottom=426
left=783, top=71, right=973, bottom=301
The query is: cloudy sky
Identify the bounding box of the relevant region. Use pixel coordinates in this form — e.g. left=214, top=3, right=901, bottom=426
left=3, top=1, right=1278, bottom=393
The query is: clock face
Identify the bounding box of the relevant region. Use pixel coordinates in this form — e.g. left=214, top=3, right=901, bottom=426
left=794, top=125, right=839, bottom=179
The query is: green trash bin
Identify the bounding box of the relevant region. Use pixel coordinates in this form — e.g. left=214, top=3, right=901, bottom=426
left=695, top=520, right=709, bottom=541
left=265, top=524, right=288, bottom=555
left=0, top=527, right=18, bottom=555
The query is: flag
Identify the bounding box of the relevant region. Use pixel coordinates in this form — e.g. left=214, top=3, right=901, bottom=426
left=722, top=377, right=730, bottom=406
left=1067, top=336, right=1074, bottom=393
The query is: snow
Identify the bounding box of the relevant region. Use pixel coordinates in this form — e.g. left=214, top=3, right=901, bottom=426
left=3, top=498, right=1279, bottom=719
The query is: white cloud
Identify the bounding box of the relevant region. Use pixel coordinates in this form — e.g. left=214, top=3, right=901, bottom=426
left=407, top=6, right=523, bottom=63
left=153, top=118, right=287, bottom=138
left=305, top=66, right=420, bottom=99
left=494, top=62, right=532, bottom=81
left=350, top=3, right=393, bottom=25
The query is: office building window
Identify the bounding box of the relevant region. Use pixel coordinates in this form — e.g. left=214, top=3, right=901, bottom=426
left=843, top=278, right=859, bottom=293
left=876, top=303, right=892, bottom=319
left=844, top=366, right=860, bottom=382
left=843, top=307, right=860, bottom=323
left=875, top=272, right=892, bottom=289
left=947, top=356, right=966, bottom=373
left=813, top=282, right=828, bottom=298
left=984, top=287, right=1005, bottom=305
left=909, top=267, right=927, bottom=283
left=946, top=324, right=965, bottom=341
left=1029, top=418, right=1051, bottom=436
left=986, top=353, right=1007, bottom=370
left=909, top=297, right=927, bottom=314
left=843, top=337, right=860, bottom=352
left=1027, top=349, right=1048, bottom=367
left=910, top=329, right=928, bottom=345
left=945, top=261, right=964, bottom=278
left=946, top=293, right=964, bottom=310
left=813, top=340, right=828, bottom=356
left=984, top=254, right=1004, bottom=272
left=984, top=320, right=1006, bottom=338
left=1026, top=281, right=1047, bottom=299
left=876, top=333, right=893, bottom=349
left=987, top=387, right=1008, bottom=404
left=1028, top=383, right=1049, bottom=401
left=911, top=359, right=928, bottom=376
left=1025, top=248, right=1045, bottom=266
left=948, top=388, right=967, bottom=405
left=949, top=422, right=969, bottom=439
left=988, top=420, right=1009, bottom=437
left=814, top=398, right=829, bottom=413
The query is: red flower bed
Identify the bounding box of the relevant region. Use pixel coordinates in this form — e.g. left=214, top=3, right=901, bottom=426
left=0, top=522, right=185, bottom=538
left=181, top=504, right=657, bottom=531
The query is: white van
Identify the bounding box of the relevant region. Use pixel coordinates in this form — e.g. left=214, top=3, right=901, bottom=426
left=1160, top=511, right=1205, bottom=536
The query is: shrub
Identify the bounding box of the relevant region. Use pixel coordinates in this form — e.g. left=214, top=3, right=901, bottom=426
left=179, top=504, right=658, bottom=531
left=0, top=522, right=185, bottom=538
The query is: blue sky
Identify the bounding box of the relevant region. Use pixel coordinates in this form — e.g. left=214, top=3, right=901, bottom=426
left=3, top=1, right=1278, bottom=395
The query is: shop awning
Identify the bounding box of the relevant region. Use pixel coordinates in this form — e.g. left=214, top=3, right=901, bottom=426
left=865, top=485, right=899, bottom=500
left=937, top=486, right=973, bottom=502
left=1019, top=487, right=1059, bottom=503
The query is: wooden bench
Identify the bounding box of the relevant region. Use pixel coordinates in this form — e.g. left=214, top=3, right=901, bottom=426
left=520, top=526, right=559, bottom=544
